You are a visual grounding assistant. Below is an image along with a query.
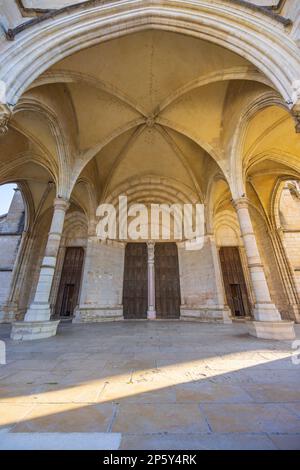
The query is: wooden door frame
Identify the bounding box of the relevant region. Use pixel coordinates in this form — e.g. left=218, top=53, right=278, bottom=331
left=218, top=245, right=252, bottom=318
left=154, top=242, right=181, bottom=319
left=54, top=246, right=85, bottom=319
left=123, top=242, right=148, bottom=319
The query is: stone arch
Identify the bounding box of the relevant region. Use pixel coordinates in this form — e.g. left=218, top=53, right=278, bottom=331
left=272, top=176, right=300, bottom=230
left=229, top=91, right=290, bottom=199
left=98, top=175, right=201, bottom=242
left=1, top=1, right=299, bottom=111
left=13, top=96, right=71, bottom=196
left=205, top=172, right=233, bottom=235
left=214, top=212, right=242, bottom=248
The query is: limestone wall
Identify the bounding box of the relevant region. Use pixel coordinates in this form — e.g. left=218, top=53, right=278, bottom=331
left=279, top=184, right=300, bottom=301
left=178, top=237, right=230, bottom=322
left=0, top=190, right=24, bottom=320
left=75, top=239, right=125, bottom=322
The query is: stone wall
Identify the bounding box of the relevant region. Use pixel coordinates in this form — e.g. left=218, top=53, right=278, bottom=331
left=279, top=184, right=300, bottom=302
left=74, top=239, right=125, bottom=322
left=178, top=237, right=231, bottom=322
left=0, top=189, right=24, bottom=321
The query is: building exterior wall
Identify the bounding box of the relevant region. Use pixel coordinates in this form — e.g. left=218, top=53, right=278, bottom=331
left=279, top=183, right=300, bottom=302
left=0, top=189, right=24, bottom=321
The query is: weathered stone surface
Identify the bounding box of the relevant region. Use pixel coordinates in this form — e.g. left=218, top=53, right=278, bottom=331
left=10, top=320, right=60, bottom=341
left=0, top=321, right=299, bottom=449
left=247, top=320, right=296, bottom=340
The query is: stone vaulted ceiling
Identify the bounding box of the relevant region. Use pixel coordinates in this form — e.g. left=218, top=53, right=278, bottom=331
left=25, top=30, right=272, bottom=201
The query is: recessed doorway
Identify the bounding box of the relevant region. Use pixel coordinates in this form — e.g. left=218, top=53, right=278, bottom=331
left=155, top=243, right=181, bottom=319
left=123, top=243, right=148, bottom=319
left=55, top=247, right=85, bottom=318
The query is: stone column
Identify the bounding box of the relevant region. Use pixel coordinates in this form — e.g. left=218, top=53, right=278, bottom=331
left=11, top=197, right=69, bottom=340
left=147, top=241, right=156, bottom=320
left=234, top=197, right=295, bottom=339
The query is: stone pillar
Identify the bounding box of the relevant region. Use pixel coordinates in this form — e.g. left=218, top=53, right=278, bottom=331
left=147, top=241, right=156, bottom=320
left=11, top=197, right=69, bottom=340
left=234, top=197, right=295, bottom=339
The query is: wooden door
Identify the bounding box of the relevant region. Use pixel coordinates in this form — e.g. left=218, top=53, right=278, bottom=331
left=219, top=247, right=250, bottom=317
left=123, top=243, right=148, bottom=319
left=55, top=247, right=84, bottom=318
left=155, top=243, right=181, bottom=319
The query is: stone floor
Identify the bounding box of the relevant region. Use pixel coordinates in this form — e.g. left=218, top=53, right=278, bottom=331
left=0, top=321, right=300, bottom=450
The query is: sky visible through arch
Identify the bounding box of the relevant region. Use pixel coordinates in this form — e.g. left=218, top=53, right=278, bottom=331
left=0, top=184, right=17, bottom=216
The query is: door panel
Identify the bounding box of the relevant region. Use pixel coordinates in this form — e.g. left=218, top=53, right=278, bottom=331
left=55, top=247, right=84, bottom=318
left=123, top=243, right=148, bottom=319
left=219, top=246, right=250, bottom=317
left=155, top=243, right=181, bottom=319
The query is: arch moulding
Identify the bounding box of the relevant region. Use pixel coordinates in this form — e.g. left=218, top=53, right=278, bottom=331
left=0, top=0, right=299, bottom=117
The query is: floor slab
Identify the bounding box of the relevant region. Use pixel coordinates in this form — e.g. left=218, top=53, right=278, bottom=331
left=0, top=321, right=299, bottom=449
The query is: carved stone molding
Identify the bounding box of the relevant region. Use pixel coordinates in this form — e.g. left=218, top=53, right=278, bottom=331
left=0, top=105, right=12, bottom=136
left=232, top=197, right=251, bottom=211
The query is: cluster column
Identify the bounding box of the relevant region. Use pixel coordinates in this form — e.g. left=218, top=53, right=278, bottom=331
left=234, top=197, right=295, bottom=339
left=147, top=241, right=156, bottom=320
left=11, top=197, right=69, bottom=340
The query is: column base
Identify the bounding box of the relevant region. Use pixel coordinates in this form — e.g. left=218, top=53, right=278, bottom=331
left=147, top=309, right=156, bottom=320
left=288, top=304, right=300, bottom=323
left=73, top=306, right=123, bottom=323
left=247, top=320, right=296, bottom=340
left=180, top=306, right=232, bottom=323
left=11, top=320, right=60, bottom=341
left=253, top=303, right=282, bottom=322
left=24, top=302, right=52, bottom=322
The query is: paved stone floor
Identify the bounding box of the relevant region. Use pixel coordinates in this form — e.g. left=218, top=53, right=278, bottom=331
left=0, top=321, right=299, bottom=450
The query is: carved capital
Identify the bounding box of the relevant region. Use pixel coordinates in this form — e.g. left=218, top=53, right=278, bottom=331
left=53, top=196, right=70, bottom=212
left=147, top=241, right=155, bottom=262
left=291, top=81, right=300, bottom=133
left=0, top=104, right=12, bottom=136
left=292, top=107, right=300, bottom=133
left=232, top=197, right=251, bottom=211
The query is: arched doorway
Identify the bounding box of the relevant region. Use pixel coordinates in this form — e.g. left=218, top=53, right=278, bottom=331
left=55, top=247, right=85, bottom=318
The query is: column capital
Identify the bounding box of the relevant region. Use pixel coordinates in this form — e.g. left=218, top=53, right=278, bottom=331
left=232, top=196, right=251, bottom=211
left=147, top=241, right=155, bottom=262
left=291, top=86, right=300, bottom=133
left=53, top=197, right=70, bottom=212
left=0, top=104, right=13, bottom=136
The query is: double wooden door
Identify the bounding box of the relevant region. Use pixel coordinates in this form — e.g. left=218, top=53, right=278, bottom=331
left=55, top=247, right=85, bottom=318
left=122, top=242, right=181, bottom=319
left=123, top=243, right=148, bottom=319
left=155, top=243, right=181, bottom=318
left=219, top=246, right=250, bottom=317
